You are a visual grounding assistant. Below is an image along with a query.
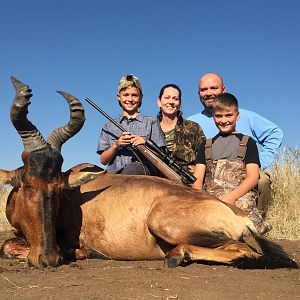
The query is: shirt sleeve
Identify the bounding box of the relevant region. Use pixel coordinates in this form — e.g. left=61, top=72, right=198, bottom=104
left=195, top=140, right=206, bottom=165
left=149, top=118, right=166, bottom=148
left=245, top=137, right=261, bottom=167
left=248, top=111, right=283, bottom=169
left=193, top=124, right=206, bottom=154
left=96, top=123, right=118, bottom=154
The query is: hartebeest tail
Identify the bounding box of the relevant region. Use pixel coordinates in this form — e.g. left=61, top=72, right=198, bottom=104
left=248, top=229, right=298, bottom=269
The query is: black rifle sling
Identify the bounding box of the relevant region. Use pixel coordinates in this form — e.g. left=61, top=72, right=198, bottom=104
left=128, top=146, right=149, bottom=175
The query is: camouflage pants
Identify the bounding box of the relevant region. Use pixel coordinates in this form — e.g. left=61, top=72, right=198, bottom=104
left=204, top=159, right=265, bottom=228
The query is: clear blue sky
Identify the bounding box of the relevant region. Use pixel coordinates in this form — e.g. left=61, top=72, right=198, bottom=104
left=1, top=0, right=299, bottom=171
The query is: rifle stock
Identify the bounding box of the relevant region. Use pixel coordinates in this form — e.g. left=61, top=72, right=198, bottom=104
left=85, top=97, right=195, bottom=185
left=135, top=144, right=183, bottom=184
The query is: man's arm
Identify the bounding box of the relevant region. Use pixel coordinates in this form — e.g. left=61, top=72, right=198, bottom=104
left=239, top=110, right=283, bottom=169
left=256, top=126, right=283, bottom=170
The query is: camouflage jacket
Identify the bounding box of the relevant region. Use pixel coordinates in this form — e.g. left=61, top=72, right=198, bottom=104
left=157, top=110, right=206, bottom=173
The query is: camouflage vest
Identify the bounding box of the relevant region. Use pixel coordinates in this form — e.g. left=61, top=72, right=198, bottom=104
left=157, top=110, right=205, bottom=174
left=204, top=135, right=259, bottom=212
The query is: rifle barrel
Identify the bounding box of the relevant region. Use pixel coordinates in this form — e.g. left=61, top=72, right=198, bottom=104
left=85, top=97, right=126, bottom=133
left=84, top=97, right=196, bottom=184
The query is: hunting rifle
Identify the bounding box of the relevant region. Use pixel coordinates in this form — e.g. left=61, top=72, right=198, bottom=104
left=85, top=97, right=196, bottom=185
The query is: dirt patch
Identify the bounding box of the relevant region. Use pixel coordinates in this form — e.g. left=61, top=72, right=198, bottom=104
left=0, top=230, right=299, bottom=300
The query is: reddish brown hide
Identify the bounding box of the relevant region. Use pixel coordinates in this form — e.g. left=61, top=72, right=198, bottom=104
left=54, top=163, right=297, bottom=269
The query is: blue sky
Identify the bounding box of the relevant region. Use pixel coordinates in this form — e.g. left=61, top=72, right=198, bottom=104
left=1, top=0, right=299, bottom=171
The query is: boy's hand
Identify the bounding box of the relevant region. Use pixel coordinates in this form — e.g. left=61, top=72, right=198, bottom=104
left=130, top=134, right=146, bottom=147
left=116, top=132, right=132, bottom=149
left=219, top=193, right=236, bottom=205
left=115, top=132, right=145, bottom=149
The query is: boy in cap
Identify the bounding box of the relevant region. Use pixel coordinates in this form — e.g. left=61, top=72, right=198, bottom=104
left=192, top=92, right=272, bottom=235
left=97, top=74, right=166, bottom=175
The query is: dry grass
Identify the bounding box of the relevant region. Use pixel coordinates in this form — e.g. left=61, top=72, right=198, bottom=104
left=266, top=147, right=300, bottom=240
left=0, top=185, right=13, bottom=231
left=0, top=147, right=299, bottom=241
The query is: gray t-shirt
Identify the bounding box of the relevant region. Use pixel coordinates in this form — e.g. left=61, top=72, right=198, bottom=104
left=196, top=133, right=260, bottom=166
left=212, top=134, right=241, bottom=160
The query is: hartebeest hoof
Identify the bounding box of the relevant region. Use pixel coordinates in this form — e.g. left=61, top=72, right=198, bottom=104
left=165, top=248, right=192, bottom=268
left=165, top=254, right=182, bottom=268
left=0, top=237, right=30, bottom=259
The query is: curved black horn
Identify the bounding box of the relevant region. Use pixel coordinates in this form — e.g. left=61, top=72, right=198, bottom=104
left=46, top=91, right=85, bottom=151
left=10, top=77, right=48, bottom=152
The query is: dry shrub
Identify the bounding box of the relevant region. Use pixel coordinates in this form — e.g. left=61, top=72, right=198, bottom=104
left=0, top=185, right=13, bottom=231
left=267, top=147, right=300, bottom=240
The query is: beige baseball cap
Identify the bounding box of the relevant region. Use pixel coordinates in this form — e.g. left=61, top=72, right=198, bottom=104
left=118, top=74, right=142, bottom=93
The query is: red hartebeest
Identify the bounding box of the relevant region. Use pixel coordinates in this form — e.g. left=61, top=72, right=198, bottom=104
left=0, top=77, right=297, bottom=269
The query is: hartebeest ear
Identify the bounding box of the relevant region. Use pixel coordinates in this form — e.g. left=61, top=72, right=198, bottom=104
left=0, top=168, right=23, bottom=188
left=63, top=170, right=107, bottom=189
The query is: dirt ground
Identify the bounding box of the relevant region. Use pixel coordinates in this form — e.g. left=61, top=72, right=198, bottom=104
left=0, top=230, right=299, bottom=300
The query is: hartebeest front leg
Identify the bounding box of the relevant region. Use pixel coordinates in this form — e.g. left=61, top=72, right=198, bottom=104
left=1, top=237, right=30, bottom=260
left=164, top=241, right=261, bottom=268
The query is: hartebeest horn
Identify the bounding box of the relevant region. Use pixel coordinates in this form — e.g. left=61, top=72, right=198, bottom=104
left=46, top=91, right=85, bottom=151
left=10, top=76, right=48, bottom=153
